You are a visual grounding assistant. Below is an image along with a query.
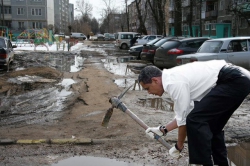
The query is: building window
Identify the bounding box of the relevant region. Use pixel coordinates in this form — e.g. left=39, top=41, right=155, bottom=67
left=33, top=0, right=42, bottom=1
left=211, top=20, right=216, bottom=30
left=2, top=6, right=11, bottom=14
left=32, top=22, right=42, bottom=29
left=182, top=24, right=188, bottom=31
left=18, top=22, right=24, bottom=29
left=205, top=21, right=210, bottom=30
left=240, top=18, right=247, bottom=28
left=219, top=0, right=224, bottom=10
left=31, top=8, right=42, bottom=16
left=17, top=8, right=24, bottom=15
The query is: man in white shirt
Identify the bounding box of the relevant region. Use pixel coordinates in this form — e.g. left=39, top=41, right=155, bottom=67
left=138, top=60, right=250, bottom=166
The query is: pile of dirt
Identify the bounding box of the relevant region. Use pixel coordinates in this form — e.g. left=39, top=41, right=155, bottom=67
left=0, top=67, right=62, bottom=95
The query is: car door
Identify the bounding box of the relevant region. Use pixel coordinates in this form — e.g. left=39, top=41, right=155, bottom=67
left=225, top=39, right=250, bottom=69
left=7, top=39, right=14, bottom=60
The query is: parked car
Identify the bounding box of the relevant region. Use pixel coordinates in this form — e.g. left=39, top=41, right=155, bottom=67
left=104, top=33, right=115, bottom=41
left=176, top=37, right=250, bottom=69
left=128, top=37, right=163, bottom=60
left=114, top=32, right=140, bottom=49
left=70, top=32, right=86, bottom=40
left=97, top=34, right=105, bottom=41
left=154, top=37, right=210, bottom=69
left=0, top=37, right=17, bottom=71
left=135, top=35, right=163, bottom=45
left=140, top=36, right=185, bottom=63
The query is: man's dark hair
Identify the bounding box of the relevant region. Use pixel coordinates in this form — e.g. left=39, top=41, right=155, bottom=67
left=138, top=65, right=162, bottom=84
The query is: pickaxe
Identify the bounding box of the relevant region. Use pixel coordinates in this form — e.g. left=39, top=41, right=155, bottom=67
left=101, top=84, right=171, bottom=150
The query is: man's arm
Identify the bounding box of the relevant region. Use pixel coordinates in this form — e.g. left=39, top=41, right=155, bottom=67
left=165, top=119, right=186, bottom=150
left=177, top=125, right=186, bottom=150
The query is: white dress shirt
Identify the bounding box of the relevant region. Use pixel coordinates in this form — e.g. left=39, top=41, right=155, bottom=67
left=162, top=60, right=227, bottom=126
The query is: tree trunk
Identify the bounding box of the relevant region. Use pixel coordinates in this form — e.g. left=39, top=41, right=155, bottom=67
left=1, top=0, right=4, bottom=26
left=147, top=0, right=166, bottom=35
left=174, top=0, right=182, bottom=36
left=125, top=0, right=130, bottom=32
left=199, top=0, right=203, bottom=37
left=135, top=0, right=147, bottom=35
left=188, top=0, right=193, bottom=37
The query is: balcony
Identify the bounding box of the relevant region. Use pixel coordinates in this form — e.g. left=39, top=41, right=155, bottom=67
left=205, top=10, right=218, bottom=20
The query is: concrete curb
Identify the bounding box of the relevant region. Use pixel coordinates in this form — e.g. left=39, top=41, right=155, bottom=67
left=0, top=138, right=92, bottom=145
left=0, top=136, right=233, bottom=145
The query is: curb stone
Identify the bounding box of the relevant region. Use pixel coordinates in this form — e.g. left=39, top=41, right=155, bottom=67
left=0, top=138, right=92, bottom=145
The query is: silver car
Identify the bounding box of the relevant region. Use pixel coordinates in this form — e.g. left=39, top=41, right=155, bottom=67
left=0, top=37, right=17, bottom=71
left=176, top=37, right=250, bottom=69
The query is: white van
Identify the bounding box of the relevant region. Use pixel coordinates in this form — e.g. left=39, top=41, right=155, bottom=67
left=70, top=32, right=86, bottom=40
left=115, top=32, right=140, bottom=49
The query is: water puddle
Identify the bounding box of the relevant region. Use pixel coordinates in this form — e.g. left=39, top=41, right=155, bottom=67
left=45, top=54, right=85, bottom=73
left=14, top=52, right=85, bottom=73
left=0, top=78, right=76, bottom=126
left=102, top=56, right=148, bottom=76
left=51, top=156, right=146, bottom=166
left=227, top=142, right=250, bottom=166
left=137, top=98, right=174, bottom=111
left=85, top=110, right=103, bottom=117
left=114, top=79, right=141, bottom=90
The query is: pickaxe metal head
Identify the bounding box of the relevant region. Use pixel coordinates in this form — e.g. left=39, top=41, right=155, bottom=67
left=101, top=84, right=133, bottom=127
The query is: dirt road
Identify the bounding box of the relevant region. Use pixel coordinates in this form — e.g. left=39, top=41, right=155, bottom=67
left=0, top=41, right=249, bottom=166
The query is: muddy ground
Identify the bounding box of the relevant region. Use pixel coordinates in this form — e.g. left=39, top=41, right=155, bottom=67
left=0, top=41, right=249, bottom=166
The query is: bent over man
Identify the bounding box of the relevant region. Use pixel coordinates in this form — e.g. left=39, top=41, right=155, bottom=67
left=138, top=60, right=250, bottom=166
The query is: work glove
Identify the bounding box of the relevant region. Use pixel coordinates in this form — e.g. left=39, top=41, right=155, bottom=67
left=169, top=143, right=183, bottom=158
left=145, top=126, right=167, bottom=139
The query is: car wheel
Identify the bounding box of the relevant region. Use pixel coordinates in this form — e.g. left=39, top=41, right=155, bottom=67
left=2, top=61, right=9, bottom=71
left=121, top=44, right=128, bottom=49
left=137, top=52, right=142, bottom=60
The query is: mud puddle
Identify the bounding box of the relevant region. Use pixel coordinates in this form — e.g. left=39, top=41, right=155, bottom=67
left=137, top=97, right=174, bottom=111
left=114, top=78, right=141, bottom=90
left=51, top=156, right=148, bottom=166
left=227, top=142, right=250, bottom=166
left=13, top=51, right=84, bottom=73
left=0, top=78, right=76, bottom=126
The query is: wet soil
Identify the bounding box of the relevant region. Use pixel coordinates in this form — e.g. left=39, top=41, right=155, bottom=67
left=0, top=41, right=249, bottom=166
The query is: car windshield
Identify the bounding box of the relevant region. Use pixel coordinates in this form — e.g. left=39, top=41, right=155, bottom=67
left=197, top=41, right=223, bottom=53
left=0, top=39, right=6, bottom=48
left=147, top=38, right=161, bottom=45
left=141, top=36, right=148, bottom=39
left=154, top=37, right=174, bottom=47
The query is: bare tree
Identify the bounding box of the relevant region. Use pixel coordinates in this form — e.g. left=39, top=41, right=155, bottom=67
left=101, top=0, right=113, bottom=32
left=75, top=0, right=93, bottom=16
left=125, top=0, right=130, bottom=31
left=226, top=1, right=250, bottom=36
left=174, top=0, right=182, bottom=36
left=146, top=0, right=167, bottom=35
left=135, top=0, right=148, bottom=35
left=188, top=0, right=194, bottom=37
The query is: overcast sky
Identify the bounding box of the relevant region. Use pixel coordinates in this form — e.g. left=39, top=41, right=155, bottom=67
left=69, top=0, right=132, bottom=20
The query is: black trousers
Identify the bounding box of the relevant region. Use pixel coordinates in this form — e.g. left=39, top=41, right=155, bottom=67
left=186, top=64, right=250, bottom=166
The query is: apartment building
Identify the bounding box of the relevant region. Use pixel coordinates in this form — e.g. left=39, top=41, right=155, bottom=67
left=169, top=0, right=250, bottom=38
left=0, top=0, right=12, bottom=28
left=0, top=0, right=73, bottom=35
left=11, top=0, right=47, bottom=31
left=54, top=0, right=69, bottom=34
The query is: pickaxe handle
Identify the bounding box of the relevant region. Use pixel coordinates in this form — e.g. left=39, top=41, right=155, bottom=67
left=124, top=108, right=172, bottom=150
